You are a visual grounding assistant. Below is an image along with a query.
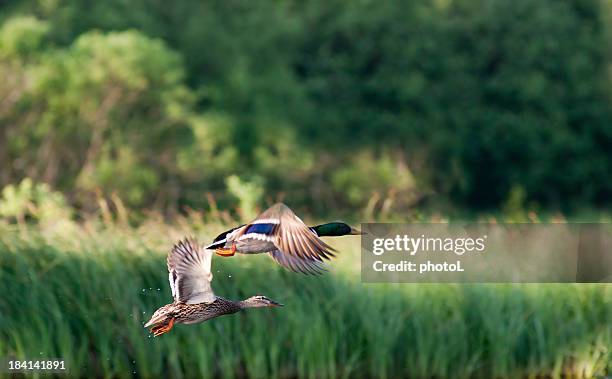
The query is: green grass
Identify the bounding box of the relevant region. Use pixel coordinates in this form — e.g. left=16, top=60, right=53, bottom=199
left=0, top=222, right=610, bottom=378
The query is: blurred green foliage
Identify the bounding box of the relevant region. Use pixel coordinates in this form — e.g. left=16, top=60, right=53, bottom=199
left=226, top=175, right=264, bottom=221
left=0, top=0, right=611, bottom=217
left=0, top=178, right=71, bottom=224
left=0, top=224, right=610, bottom=378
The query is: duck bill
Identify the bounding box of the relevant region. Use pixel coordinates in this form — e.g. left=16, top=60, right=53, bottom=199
left=349, top=227, right=365, bottom=235
left=268, top=300, right=284, bottom=307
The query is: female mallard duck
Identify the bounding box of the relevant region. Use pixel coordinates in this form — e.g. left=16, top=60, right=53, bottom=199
left=144, top=238, right=282, bottom=336
left=205, top=203, right=362, bottom=274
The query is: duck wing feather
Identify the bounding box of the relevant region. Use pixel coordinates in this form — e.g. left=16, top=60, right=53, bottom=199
left=167, top=237, right=215, bottom=304
left=235, top=203, right=336, bottom=273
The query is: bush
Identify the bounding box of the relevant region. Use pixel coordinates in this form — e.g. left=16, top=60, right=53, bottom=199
left=0, top=178, right=71, bottom=224
left=1, top=1, right=611, bottom=215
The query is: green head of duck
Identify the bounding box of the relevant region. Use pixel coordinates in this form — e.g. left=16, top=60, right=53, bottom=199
left=311, top=222, right=363, bottom=237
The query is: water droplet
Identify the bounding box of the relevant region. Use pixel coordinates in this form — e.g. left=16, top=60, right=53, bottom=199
left=228, top=275, right=232, bottom=278
left=142, top=289, right=145, bottom=292
left=157, top=288, right=160, bottom=291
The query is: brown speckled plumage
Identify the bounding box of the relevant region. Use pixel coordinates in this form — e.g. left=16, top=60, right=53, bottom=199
left=145, top=238, right=282, bottom=336
left=152, top=298, right=241, bottom=325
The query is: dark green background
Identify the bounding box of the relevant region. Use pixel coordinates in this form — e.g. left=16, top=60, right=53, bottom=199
left=1, top=0, right=611, bottom=217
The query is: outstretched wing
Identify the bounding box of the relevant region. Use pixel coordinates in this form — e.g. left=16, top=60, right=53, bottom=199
left=236, top=203, right=336, bottom=273
left=167, top=237, right=215, bottom=304
left=268, top=249, right=328, bottom=275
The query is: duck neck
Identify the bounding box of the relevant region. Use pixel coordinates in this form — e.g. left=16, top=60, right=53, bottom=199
left=238, top=298, right=260, bottom=309
left=238, top=297, right=268, bottom=309
left=212, top=297, right=243, bottom=314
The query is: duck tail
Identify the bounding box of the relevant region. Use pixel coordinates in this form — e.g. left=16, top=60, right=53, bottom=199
left=144, top=304, right=176, bottom=336
left=149, top=317, right=175, bottom=337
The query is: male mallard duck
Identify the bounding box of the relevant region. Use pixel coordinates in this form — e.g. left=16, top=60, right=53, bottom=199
left=144, top=237, right=282, bottom=336
left=205, top=203, right=362, bottom=274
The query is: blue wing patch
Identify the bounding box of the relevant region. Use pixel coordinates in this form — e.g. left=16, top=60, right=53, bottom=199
left=245, top=223, right=276, bottom=235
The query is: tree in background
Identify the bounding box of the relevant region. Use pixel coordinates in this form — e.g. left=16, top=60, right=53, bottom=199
left=0, top=0, right=611, bottom=217
left=0, top=19, right=196, bottom=212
